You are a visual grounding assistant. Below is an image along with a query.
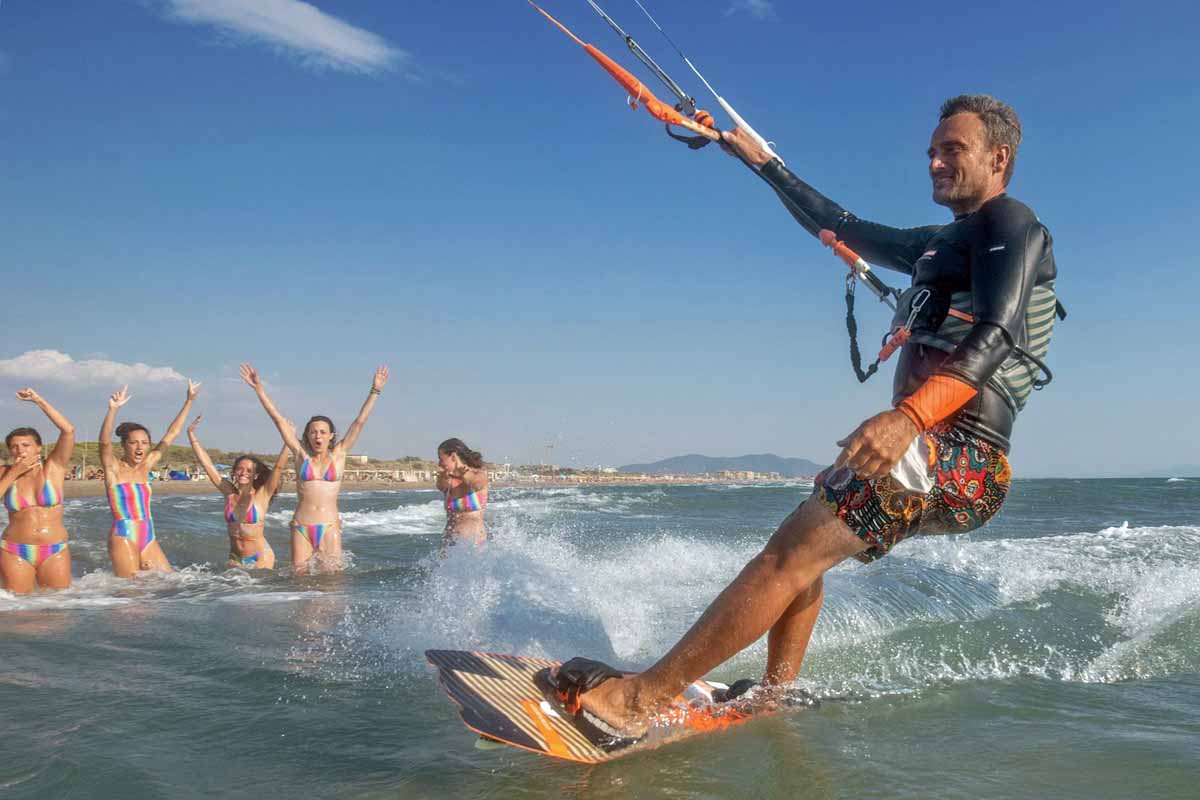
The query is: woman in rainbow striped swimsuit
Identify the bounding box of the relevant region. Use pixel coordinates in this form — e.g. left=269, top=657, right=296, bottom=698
left=99, top=381, right=199, bottom=578
left=241, top=362, right=388, bottom=571
left=436, top=438, right=489, bottom=552
left=0, top=388, right=75, bottom=593
left=187, top=415, right=290, bottom=570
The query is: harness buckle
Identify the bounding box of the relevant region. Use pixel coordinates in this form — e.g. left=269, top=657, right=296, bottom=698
left=877, top=288, right=930, bottom=362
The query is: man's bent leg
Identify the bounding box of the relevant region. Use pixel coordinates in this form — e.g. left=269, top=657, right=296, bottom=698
left=579, top=496, right=865, bottom=729
left=764, top=575, right=823, bottom=685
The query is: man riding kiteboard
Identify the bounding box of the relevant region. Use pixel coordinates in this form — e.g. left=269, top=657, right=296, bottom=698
left=552, top=94, right=1061, bottom=738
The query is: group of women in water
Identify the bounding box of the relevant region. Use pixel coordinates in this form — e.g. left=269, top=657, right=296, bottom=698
left=0, top=364, right=490, bottom=594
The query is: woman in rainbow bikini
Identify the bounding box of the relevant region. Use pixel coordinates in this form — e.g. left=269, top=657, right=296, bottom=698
left=99, top=381, right=199, bottom=578
left=187, top=415, right=290, bottom=570
left=0, top=388, right=75, bottom=593
left=436, top=438, right=489, bottom=551
left=240, top=362, right=388, bottom=570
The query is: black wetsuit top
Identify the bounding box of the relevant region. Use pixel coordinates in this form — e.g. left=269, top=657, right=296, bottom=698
left=759, top=159, right=1057, bottom=452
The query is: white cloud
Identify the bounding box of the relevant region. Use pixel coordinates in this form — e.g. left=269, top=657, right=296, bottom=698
left=161, top=0, right=405, bottom=74
left=0, top=350, right=185, bottom=386
left=725, top=0, right=777, bottom=20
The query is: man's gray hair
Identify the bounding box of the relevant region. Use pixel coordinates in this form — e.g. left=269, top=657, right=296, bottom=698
left=940, top=94, right=1022, bottom=185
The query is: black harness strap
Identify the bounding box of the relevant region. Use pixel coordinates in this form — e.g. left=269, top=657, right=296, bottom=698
left=845, top=275, right=882, bottom=383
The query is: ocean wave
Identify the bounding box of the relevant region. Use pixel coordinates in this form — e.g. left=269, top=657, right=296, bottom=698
left=256, top=486, right=674, bottom=538
left=906, top=522, right=1200, bottom=606
left=30, top=485, right=1200, bottom=702
left=495, top=487, right=670, bottom=519
left=337, top=500, right=445, bottom=537
left=707, top=481, right=813, bottom=491
left=369, top=516, right=1200, bottom=699
left=288, top=491, right=667, bottom=536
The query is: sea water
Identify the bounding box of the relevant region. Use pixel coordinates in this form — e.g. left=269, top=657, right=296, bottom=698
left=1, top=479, right=1198, bottom=798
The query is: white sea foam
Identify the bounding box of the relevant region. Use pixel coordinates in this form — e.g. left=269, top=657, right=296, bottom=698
left=907, top=522, right=1200, bottom=608
left=0, top=572, right=136, bottom=611
left=378, top=523, right=757, bottom=671
left=808, top=523, right=1200, bottom=691
left=213, top=590, right=329, bottom=605
left=0, top=564, right=319, bottom=611
left=376, top=510, right=1200, bottom=697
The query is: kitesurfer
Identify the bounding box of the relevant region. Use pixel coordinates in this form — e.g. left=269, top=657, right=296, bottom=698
left=554, top=95, right=1060, bottom=736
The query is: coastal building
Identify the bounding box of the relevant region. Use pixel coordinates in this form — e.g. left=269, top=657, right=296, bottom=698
left=716, top=470, right=759, bottom=481
left=486, top=462, right=514, bottom=481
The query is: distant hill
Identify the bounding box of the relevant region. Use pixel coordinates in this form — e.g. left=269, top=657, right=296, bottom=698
left=619, top=453, right=824, bottom=477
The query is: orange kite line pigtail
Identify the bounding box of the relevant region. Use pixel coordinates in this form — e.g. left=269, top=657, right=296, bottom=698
left=528, top=2, right=720, bottom=143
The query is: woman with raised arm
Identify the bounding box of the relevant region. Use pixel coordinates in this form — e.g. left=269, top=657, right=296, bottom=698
left=99, top=381, right=199, bottom=578
left=436, top=438, right=489, bottom=552
left=187, top=415, right=290, bottom=570
left=240, top=363, right=388, bottom=570
left=0, top=389, right=75, bottom=593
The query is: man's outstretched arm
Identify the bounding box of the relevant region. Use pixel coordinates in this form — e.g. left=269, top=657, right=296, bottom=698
left=758, top=158, right=941, bottom=275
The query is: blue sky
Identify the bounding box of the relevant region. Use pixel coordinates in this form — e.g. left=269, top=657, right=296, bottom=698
left=1, top=0, right=1197, bottom=477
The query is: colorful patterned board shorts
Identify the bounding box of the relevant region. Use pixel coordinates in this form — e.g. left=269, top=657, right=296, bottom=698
left=812, top=425, right=1012, bottom=562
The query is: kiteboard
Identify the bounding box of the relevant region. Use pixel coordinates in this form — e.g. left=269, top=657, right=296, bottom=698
left=426, top=649, right=817, bottom=764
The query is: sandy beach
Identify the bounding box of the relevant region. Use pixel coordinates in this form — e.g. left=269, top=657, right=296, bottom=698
left=58, top=475, right=790, bottom=499
left=60, top=478, right=437, bottom=499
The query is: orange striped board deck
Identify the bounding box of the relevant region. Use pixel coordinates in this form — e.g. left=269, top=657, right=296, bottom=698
left=425, top=649, right=813, bottom=763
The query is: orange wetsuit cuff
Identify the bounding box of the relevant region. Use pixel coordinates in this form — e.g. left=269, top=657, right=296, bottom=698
left=897, top=403, right=925, bottom=432
left=897, top=374, right=978, bottom=431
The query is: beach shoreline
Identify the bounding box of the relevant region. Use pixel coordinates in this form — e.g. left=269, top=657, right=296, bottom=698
left=59, top=479, right=439, bottom=499
left=59, top=475, right=811, bottom=499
